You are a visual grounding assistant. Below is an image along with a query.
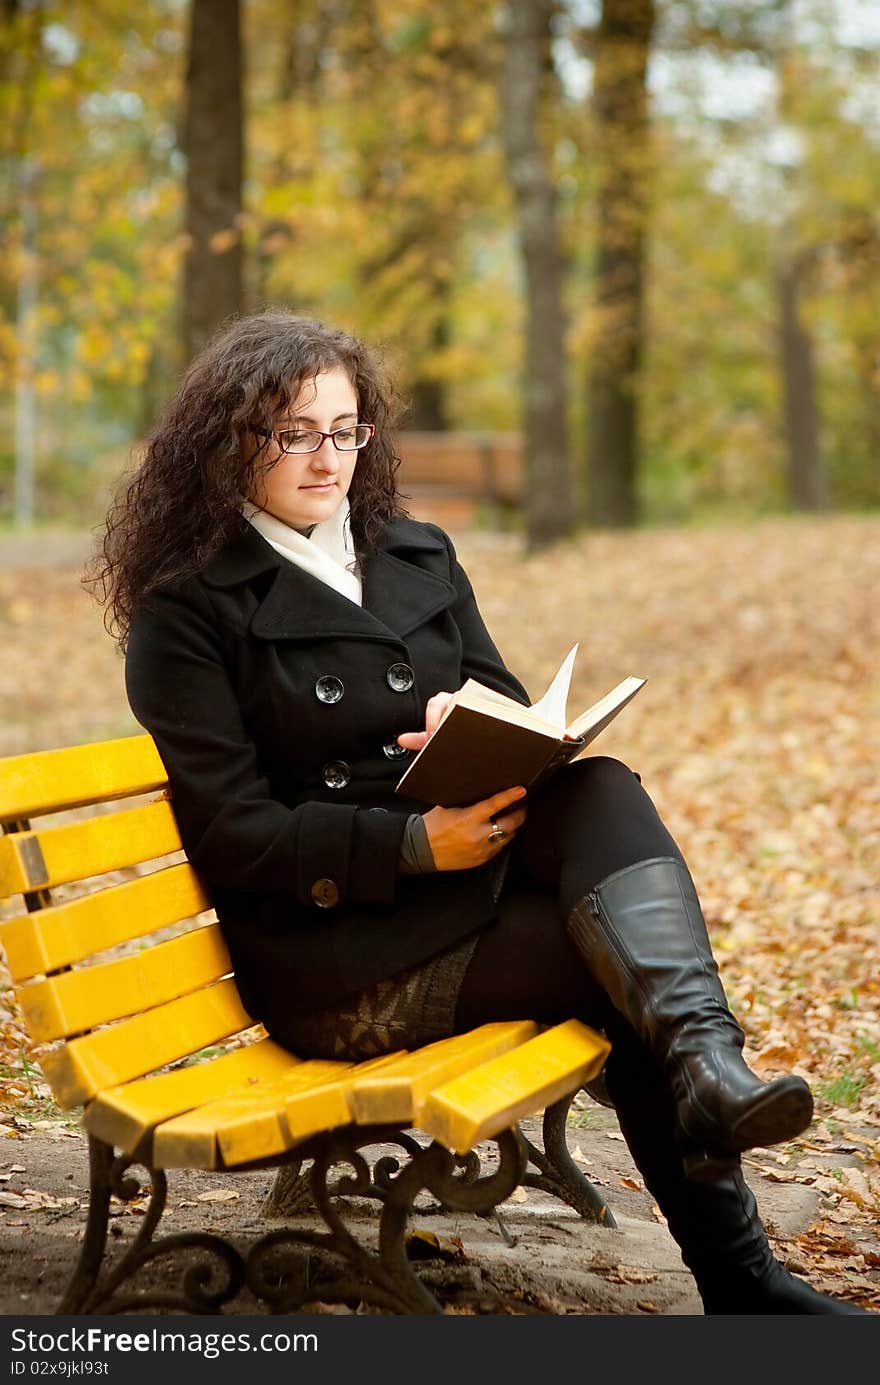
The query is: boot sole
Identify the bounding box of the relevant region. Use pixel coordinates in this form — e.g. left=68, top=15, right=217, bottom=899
left=727, top=1077, right=814, bottom=1149
left=680, top=1078, right=814, bottom=1182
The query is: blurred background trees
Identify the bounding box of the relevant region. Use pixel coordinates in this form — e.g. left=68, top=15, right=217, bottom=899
left=183, top=0, right=243, bottom=363
left=1, top=0, right=878, bottom=541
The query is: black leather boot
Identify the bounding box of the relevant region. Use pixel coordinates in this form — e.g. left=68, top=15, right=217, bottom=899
left=568, top=856, right=814, bottom=1177
left=602, top=1026, right=870, bottom=1315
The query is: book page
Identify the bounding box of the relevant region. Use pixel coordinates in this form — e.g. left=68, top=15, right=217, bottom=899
left=452, top=682, right=560, bottom=738
left=527, top=644, right=578, bottom=732
left=566, top=676, right=647, bottom=740
left=454, top=679, right=524, bottom=711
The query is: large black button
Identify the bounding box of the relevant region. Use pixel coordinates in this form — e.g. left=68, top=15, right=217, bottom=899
left=386, top=662, right=415, bottom=693
left=315, top=675, right=344, bottom=704
left=382, top=740, right=409, bottom=760
left=323, top=760, right=351, bottom=789
left=310, top=878, right=339, bottom=908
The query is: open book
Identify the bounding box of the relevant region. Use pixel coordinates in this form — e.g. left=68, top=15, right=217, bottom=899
left=394, top=645, right=646, bottom=808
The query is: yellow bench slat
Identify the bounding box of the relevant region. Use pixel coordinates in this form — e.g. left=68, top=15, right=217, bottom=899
left=85, top=1038, right=303, bottom=1155
left=154, top=1051, right=406, bottom=1170
left=37, top=979, right=254, bottom=1109
left=0, top=800, right=182, bottom=895
left=347, top=1021, right=540, bottom=1125
left=153, top=1060, right=355, bottom=1169
left=0, top=863, right=211, bottom=982
left=0, top=734, right=166, bottom=820
left=17, top=922, right=232, bottom=1042
left=416, top=1019, right=611, bottom=1154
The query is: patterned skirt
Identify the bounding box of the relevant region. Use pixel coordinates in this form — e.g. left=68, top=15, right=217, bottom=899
left=270, top=932, right=480, bottom=1062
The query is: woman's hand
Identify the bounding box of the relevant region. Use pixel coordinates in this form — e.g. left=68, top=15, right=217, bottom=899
left=396, top=694, right=528, bottom=869
left=421, top=785, right=528, bottom=871
left=396, top=690, right=457, bottom=753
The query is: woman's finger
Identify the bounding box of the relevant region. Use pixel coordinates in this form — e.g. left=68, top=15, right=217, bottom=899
left=480, top=785, right=528, bottom=817
left=481, top=808, right=526, bottom=844
left=397, top=730, right=428, bottom=750
left=398, top=691, right=457, bottom=752
left=425, top=691, right=455, bottom=737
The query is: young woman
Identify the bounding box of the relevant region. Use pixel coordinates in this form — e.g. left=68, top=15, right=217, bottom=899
left=87, top=309, right=865, bottom=1315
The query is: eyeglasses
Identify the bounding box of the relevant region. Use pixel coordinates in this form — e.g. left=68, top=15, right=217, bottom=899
left=252, top=423, right=375, bottom=455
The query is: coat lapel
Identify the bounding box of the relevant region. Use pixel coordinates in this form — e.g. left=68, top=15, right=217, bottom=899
left=201, top=514, right=456, bottom=644
left=361, top=547, right=456, bottom=638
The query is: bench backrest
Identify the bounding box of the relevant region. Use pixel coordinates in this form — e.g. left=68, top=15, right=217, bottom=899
left=396, top=432, right=523, bottom=502
left=0, top=734, right=257, bottom=1111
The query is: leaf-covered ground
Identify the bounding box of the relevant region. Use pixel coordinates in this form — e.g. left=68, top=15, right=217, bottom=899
left=0, top=513, right=878, bottom=1308
left=465, top=515, right=879, bottom=1112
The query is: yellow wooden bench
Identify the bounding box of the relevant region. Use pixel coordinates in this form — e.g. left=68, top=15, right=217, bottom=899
left=0, top=733, right=613, bottom=1315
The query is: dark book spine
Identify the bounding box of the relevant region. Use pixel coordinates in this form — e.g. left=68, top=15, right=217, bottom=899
left=528, top=736, right=586, bottom=795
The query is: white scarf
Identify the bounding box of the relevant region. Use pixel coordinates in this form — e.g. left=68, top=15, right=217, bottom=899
left=239, top=493, right=363, bottom=606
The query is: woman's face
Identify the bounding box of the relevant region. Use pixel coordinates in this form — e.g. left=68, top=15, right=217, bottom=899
left=244, top=366, right=360, bottom=529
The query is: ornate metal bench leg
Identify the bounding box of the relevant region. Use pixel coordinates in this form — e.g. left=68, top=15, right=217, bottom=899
left=487, top=1206, right=518, bottom=1247
left=519, top=1092, right=618, bottom=1227
left=57, top=1137, right=114, bottom=1313
left=247, top=1124, right=529, bottom=1314
left=271, top=1132, right=445, bottom=1314
left=57, top=1127, right=529, bottom=1314
left=58, top=1139, right=245, bottom=1314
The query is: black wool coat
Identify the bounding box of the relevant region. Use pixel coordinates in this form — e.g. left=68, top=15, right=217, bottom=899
left=125, top=513, right=532, bottom=1036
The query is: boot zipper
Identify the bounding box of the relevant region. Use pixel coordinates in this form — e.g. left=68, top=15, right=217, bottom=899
left=585, top=887, right=637, bottom=973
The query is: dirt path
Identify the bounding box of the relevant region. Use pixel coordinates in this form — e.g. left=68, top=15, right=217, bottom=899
left=1, top=1102, right=877, bottom=1317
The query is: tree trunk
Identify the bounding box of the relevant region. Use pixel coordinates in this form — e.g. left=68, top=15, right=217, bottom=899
left=585, top=0, right=656, bottom=528
left=407, top=310, right=450, bottom=431
left=182, top=0, right=244, bottom=364
left=14, top=155, right=37, bottom=527
left=498, top=0, right=573, bottom=549
left=778, top=255, right=825, bottom=510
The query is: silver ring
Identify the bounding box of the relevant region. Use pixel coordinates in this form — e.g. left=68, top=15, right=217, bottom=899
left=488, top=820, right=506, bottom=844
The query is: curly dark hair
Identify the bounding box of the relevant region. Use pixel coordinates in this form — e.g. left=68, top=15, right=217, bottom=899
left=84, top=309, right=410, bottom=650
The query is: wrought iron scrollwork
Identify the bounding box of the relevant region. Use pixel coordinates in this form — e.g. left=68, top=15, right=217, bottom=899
left=518, top=1092, right=617, bottom=1226
left=59, top=1125, right=529, bottom=1316
left=266, top=1133, right=484, bottom=1216
left=59, top=1140, right=246, bottom=1314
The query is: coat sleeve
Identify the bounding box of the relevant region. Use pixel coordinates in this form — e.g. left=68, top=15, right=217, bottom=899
left=438, top=529, right=532, bottom=706
left=124, top=583, right=409, bottom=912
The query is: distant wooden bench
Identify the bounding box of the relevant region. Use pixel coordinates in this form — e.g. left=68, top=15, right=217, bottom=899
left=0, top=733, right=613, bottom=1315
left=396, top=432, right=523, bottom=529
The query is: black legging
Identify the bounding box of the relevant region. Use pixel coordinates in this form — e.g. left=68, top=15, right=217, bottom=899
left=454, top=755, right=686, bottom=1032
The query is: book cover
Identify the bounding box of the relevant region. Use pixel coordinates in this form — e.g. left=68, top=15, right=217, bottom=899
left=394, top=649, right=646, bottom=808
